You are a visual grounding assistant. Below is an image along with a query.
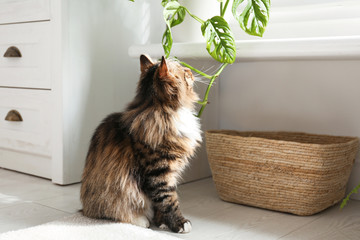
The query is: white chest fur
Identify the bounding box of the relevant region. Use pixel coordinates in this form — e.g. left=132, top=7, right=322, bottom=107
left=173, top=107, right=202, bottom=149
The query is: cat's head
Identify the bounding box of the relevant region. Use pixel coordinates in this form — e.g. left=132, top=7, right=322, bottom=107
left=138, top=55, right=199, bottom=110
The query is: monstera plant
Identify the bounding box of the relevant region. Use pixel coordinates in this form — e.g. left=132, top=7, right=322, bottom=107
left=130, top=0, right=271, bottom=117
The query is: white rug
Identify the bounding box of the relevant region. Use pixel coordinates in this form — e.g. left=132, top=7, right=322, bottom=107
left=0, top=213, right=181, bottom=240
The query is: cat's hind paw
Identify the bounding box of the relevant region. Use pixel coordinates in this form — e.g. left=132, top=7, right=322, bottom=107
left=131, top=215, right=150, bottom=228
left=178, top=220, right=192, bottom=233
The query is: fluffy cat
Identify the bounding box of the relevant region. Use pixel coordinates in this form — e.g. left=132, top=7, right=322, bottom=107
left=80, top=55, right=202, bottom=233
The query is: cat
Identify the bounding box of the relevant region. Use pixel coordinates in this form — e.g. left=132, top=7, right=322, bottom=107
left=80, top=55, right=202, bottom=233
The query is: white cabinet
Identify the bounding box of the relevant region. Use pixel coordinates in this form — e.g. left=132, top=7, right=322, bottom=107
left=0, top=0, right=50, bottom=25
left=0, top=0, right=123, bottom=185
left=0, top=1, right=53, bottom=180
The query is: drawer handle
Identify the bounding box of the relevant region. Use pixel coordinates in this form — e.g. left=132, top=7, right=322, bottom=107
left=3, top=46, right=22, bottom=58
left=5, top=110, right=23, bottom=122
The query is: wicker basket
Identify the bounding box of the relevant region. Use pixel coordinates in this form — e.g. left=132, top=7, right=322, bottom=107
left=205, top=130, right=359, bottom=216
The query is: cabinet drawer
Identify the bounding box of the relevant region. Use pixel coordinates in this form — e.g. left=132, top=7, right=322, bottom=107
left=0, top=88, right=52, bottom=157
left=0, top=0, right=50, bottom=24
left=0, top=21, right=52, bottom=89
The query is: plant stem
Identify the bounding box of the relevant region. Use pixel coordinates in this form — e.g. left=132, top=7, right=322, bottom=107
left=340, top=183, right=360, bottom=209
left=184, top=7, right=204, bottom=24
left=196, top=63, right=228, bottom=118
left=220, top=0, right=230, bottom=17
left=177, top=60, right=213, bottom=79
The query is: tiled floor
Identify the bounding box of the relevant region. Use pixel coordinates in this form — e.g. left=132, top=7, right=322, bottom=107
left=0, top=168, right=359, bottom=239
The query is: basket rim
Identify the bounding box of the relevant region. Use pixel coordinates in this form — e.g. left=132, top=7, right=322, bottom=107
left=205, top=130, right=359, bottom=147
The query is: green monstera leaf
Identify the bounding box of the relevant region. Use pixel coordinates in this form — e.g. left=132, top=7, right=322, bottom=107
left=162, top=1, right=186, bottom=57
left=201, top=16, right=236, bottom=64
left=232, top=0, right=270, bottom=37
left=161, top=0, right=178, bottom=7
left=163, top=1, right=186, bottom=28
left=162, top=26, right=173, bottom=58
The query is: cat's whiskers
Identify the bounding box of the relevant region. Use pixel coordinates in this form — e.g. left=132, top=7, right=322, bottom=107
left=190, top=63, right=223, bottom=86
left=194, top=76, right=217, bottom=86
left=201, top=65, right=217, bottom=74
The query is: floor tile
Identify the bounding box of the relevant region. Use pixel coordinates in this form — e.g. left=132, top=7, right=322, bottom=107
left=0, top=192, right=29, bottom=209
left=279, top=201, right=360, bottom=240
left=0, top=169, right=80, bottom=202
left=174, top=203, right=320, bottom=240
left=35, top=189, right=82, bottom=214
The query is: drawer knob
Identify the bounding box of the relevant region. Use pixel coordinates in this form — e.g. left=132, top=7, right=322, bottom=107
left=3, top=46, right=22, bottom=58
left=5, top=110, right=23, bottom=122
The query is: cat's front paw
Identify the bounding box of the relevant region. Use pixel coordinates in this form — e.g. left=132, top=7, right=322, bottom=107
left=160, top=219, right=192, bottom=233
left=158, top=223, right=169, bottom=230
left=178, top=220, right=192, bottom=233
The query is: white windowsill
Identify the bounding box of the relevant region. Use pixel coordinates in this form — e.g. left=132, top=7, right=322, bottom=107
left=128, top=36, right=360, bottom=61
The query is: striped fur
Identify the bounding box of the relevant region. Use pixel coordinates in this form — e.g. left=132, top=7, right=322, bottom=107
left=80, top=55, right=201, bottom=233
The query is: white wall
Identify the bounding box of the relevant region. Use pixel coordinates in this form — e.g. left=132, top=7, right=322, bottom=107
left=231, top=0, right=360, bottom=40
left=58, top=0, right=165, bottom=183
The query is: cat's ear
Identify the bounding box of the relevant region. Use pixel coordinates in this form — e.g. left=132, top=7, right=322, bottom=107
left=140, top=54, right=154, bottom=73
left=158, top=56, right=168, bottom=79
